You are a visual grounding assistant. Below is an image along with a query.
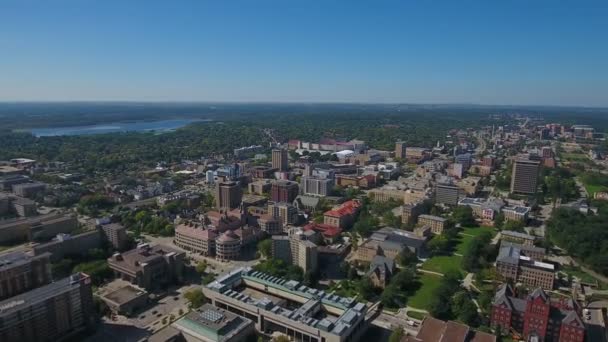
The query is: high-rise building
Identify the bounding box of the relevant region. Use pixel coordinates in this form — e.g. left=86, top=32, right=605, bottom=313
left=300, top=176, right=334, bottom=196
left=215, top=181, right=242, bottom=210
left=455, top=153, right=472, bottom=171
left=395, top=141, right=406, bottom=159
left=510, top=159, right=540, bottom=195
left=435, top=183, right=461, bottom=206
left=271, top=180, right=299, bottom=203
left=100, top=223, right=128, bottom=250
left=271, top=228, right=318, bottom=273
left=272, top=148, right=288, bottom=172
left=268, top=201, right=298, bottom=226
left=0, top=272, right=95, bottom=342
left=0, top=251, right=52, bottom=300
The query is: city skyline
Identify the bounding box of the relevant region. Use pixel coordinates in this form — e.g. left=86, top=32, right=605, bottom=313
left=1, top=1, right=607, bottom=106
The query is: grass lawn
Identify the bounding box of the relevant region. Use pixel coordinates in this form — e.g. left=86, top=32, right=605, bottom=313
left=421, top=255, right=463, bottom=276
left=562, top=152, right=588, bottom=162
left=407, top=311, right=427, bottom=320
left=455, top=234, right=475, bottom=255
left=584, top=184, right=608, bottom=196
left=561, top=266, right=608, bottom=289
left=460, top=225, right=496, bottom=237
left=408, top=273, right=442, bottom=310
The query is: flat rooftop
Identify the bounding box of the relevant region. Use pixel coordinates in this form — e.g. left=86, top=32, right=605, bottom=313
left=102, top=284, right=147, bottom=305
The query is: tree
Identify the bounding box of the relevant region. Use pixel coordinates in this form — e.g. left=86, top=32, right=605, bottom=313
left=397, top=248, right=418, bottom=268
left=257, top=238, right=273, bottom=259
left=195, top=260, right=208, bottom=274
left=274, top=335, right=290, bottom=342
left=494, top=212, right=505, bottom=230
left=427, top=234, right=449, bottom=256
left=184, top=289, right=206, bottom=308
left=452, top=206, right=476, bottom=227
left=388, top=327, right=404, bottom=342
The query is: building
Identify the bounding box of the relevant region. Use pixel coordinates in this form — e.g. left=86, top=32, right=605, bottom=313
left=403, top=316, right=496, bottom=342
left=500, top=241, right=545, bottom=261
left=356, top=227, right=427, bottom=261
left=458, top=197, right=505, bottom=222
left=482, top=155, right=496, bottom=169
left=405, top=147, right=430, bottom=163
left=501, top=230, right=535, bottom=247
left=395, top=141, right=407, bottom=159
left=435, top=183, right=461, bottom=206
left=108, top=243, right=185, bottom=290
left=417, top=214, right=448, bottom=235
left=300, top=176, right=333, bottom=196
left=11, top=182, right=46, bottom=198
left=0, top=213, right=78, bottom=245
left=248, top=180, right=272, bottom=195
left=268, top=201, right=298, bottom=227
left=272, top=148, right=289, bottom=172
left=203, top=268, right=368, bottom=342
left=367, top=255, right=395, bottom=289
left=323, top=200, right=361, bottom=229
left=216, top=231, right=241, bottom=261
left=100, top=223, right=129, bottom=250
left=99, top=283, right=149, bottom=316
left=31, top=231, right=102, bottom=262
left=496, top=245, right=555, bottom=290
left=271, top=180, right=299, bottom=203
left=175, top=223, right=217, bottom=256
left=257, top=214, right=282, bottom=235
left=0, top=273, right=95, bottom=342
left=511, top=158, right=541, bottom=195
left=303, top=223, right=342, bottom=244
left=335, top=174, right=376, bottom=189
left=171, top=304, right=255, bottom=342
left=251, top=166, right=277, bottom=179
left=0, top=175, right=29, bottom=191
left=491, top=284, right=585, bottom=342
left=215, top=181, right=242, bottom=210
left=401, top=203, right=424, bottom=226
left=502, top=206, right=531, bottom=222
left=0, top=251, right=52, bottom=300
left=455, top=153, right=473, bottom=171
left=10, top=197, right=37, bottom=217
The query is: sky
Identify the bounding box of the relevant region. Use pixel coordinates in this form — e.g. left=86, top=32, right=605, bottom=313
left=0, top=1, right=607, bottom=106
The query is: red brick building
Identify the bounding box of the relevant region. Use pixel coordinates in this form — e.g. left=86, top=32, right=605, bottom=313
left=491, top=284, right=585, bottom=342
left=322, top=200, right=361, bottom=229
left=270, top=180, right=299, bottom=203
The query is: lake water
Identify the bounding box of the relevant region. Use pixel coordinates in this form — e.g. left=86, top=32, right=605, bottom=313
left=28, top=119, right=203, bottom=137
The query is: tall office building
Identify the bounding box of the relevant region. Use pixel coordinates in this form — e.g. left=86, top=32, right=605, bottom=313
left=435, top=183, right=461, bottom=206
left=510, top=159, right=541, bottom=195
left=395, top=141, right=406, bottom=159
left=271, top=180, right=299, bottom=203
left=268, top=201, right=298, bottom=226
left=0, top=251, right=52, bottom=300
left=215, top=181, right=242, bottom=210
left=272, top=148, right=288, bottom=172
left=300, top=176, right=334, bottom=196
left=0, top=273, right=95, bottom=342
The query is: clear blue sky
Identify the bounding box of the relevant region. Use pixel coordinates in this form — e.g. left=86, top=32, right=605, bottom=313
left=1, top=1, right=607, bottom=106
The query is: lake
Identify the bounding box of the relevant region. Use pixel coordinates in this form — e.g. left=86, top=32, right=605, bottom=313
left=27, top=119, right=203, bottom=137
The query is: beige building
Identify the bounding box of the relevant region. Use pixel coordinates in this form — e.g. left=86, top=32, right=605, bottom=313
left=501, top=230, right=535, bottom=247
left=417, top=214, right=447, bottom=235
left=268, top=201, right=298, bottom=227
left=496, top=245, right=554, bottom=290
left=395, top=141, right=407, bottom=159
left=174, top=223, right=217, bottom=256
left=401, top=203, right=424, bottom=226
left=0, top=251, right=52, bottom=300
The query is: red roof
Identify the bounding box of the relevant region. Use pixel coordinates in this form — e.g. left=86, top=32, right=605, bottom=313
left=303, top=223, right=342, bottom=238
left=324, top=200, right=361, bottom=218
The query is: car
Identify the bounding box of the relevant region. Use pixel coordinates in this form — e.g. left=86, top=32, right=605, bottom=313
left=139, top=315, right=146, bottom=319
left=174, top=296, right=179, bottom=301
left=157, top=313, right=162, bottom=318
left=152, top=310, right=158, bottom=314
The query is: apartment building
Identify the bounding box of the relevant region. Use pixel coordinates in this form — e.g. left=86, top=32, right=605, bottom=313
left=11, top=182, right=46, bottom=198
left=215, top=181, right=243, bottom=210
left=271, top=180, right=299, bottom=203
left=268, top=201, right=298, bottom=227
left=300, top=176, right=333, bottom=196
left=0, top=251, right=52, bottom=300
left=0, top=273, right=95, bottom=342
left=100, top=223, right=129, bottom=250
left=395, top=141, right=407, bottom=159
left=511, top=158, right=541, bottom=195
left=401, top=203, right=424, bottom=226
left=272, top=148, right=288, bottom=171
left=435, top=183, right=462, bottom=206
left=501, top=230, right=535, bottom=247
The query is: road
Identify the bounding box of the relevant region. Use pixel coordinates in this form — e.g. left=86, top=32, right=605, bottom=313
left=372, top=311, right=419, bottom=337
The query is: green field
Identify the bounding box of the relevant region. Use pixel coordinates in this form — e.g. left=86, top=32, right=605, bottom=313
left=561, top=266, right=608, bottom=289
left=562, top=152, right=588, bottom=162
left=421, top=255, right=463, bottom=276
left=406, top=311, right=427, bottom=320
left=407, top=273, right=442, bottom=310
left=460, top=225, right=496, bottom=237
left=584, top=184, right=608, bottom=196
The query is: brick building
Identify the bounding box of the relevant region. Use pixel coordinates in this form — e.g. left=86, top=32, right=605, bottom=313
left=491, top=284, right=585, bottom=342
